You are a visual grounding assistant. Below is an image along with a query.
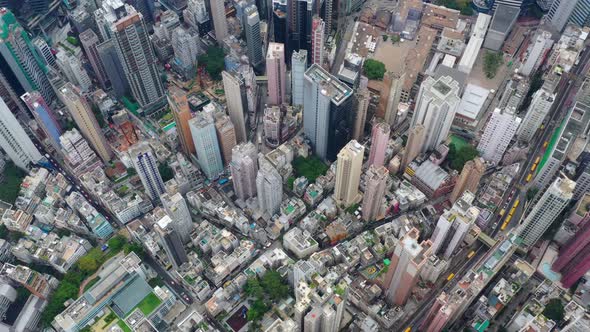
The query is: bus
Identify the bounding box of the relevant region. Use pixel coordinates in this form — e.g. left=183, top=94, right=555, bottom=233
left=447, top=273, right=455, bottom=281
left=501, top=215, right=512, bottom=230
left=404, top=327, right=412, bottom=332
left=467, top=250, right=476, bottom=259
left=509, top=207, right=516, bottom=215
left=513, top=199, right=520, bottom=208
left=526, top=173, right=533, bottom=182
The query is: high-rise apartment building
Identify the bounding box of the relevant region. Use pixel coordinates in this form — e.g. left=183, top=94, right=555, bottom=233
left=411, top=76, right=460, bottom=152
left=402, top=124, right=425, bottom=172
left=519, top=30, right=553, bottom=77
left=169, top=87, right=195, bottom=155
left=231, top=142, right=258, bottom=201
left=244, top=5, right=263, bottom=67
left=21, top=91, right=62, bottom=151
left=311, top=16, right=325, bottom=65
left=0, top=97, right=43, bottom=171
left=266, top=42, right=287, bottom=106
left=384, top=228, right=432, bottom=305
left=32, top=37, right=56, bottom=69
left=353, top=77, right=370, bottom=141
left=430, top=191, right=480, bottom=259
left=361, top=165, right=389, bottom=222
left=210, top=0, right=229, bottom=41
left=189, top=112, right=224, bottom=179
left=222, top=70, right=248, bottom=143
left=334, top=140, right=364, bottom=207
left=291, top=50, right=307, bottom=106
left=171, top=27, right=199, bottom=78
left=367, top=121, right=390, bottom=168
left=60, top=129, right=103, bottom=176
left=517, top=88, right=555, bottom=142
left=184, top=0, right=211, bottom=36
left=155, top=215, right=188, bottom=269
left=303, top=64, right=353, bottom=160
left=161, top=192, right=193, bottom=243
left=129, top=143, right=166, bottom=202
left=214, top=114, right=237, bottom=165
left=79, top=29, right=110, bottom=90
left=96, top=39, right=130, bottom=98
left=58, top=83, right=112, bottom=162
left=111, top=4, right=166, bottom=114
left=450, top=157, right=485, bottom=203
left=477, top=108, right=521, bottom=164
left=55, top=50, right=92, bottom=92
left=519, top=177, right=575, bottom=248
left=0, top=9, right=55, bottom=103
left=256, top=160, right=283, bottom=216
left=574, top=165, right=590, bottom=200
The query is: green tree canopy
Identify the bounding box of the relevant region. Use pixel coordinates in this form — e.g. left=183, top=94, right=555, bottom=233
left=158, top=164, right=174, bottom=182
left=198, top=46, right=225, bottom=81
left=363, top=59, right=386, bottom=80
left=483, top=51, right=504, bottom=79
left=542, top=298, right=565, bottom=322
left=447, top=143, right=480, bottom=171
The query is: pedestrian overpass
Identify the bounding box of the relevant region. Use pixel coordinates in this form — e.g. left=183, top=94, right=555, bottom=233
left=478, top=232, right=497, bottom=247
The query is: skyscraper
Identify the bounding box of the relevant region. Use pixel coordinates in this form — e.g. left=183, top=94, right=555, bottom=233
left=334, top=140, right=364, bottom=207
left=367, top=121, right=390, bottom=168
left=449, top=157, right=485, bottom=203
left=311, top=16, right=324, bottom=65
left=222, top=71, right=248, bottom=143
left=266, top=42, right=287, bottom=106
left=361, top=165, right=389, bottom=222
left=96, top=40, right=130, bottom=98
left=569, top=0, right=590, bottom=28
left=519, top=177, right=575, bottom=248
left=256, top=160, right=283, bottom=216
left=210, top=0, right=229, bottom=41
left=0, top=9, right=55, bottom=103
left=189, top=112, right=224, bottom=179
left=411, top=76, right=460, bottom=152
left=171, top=26, right=199, bottom=78
left=384, top=228, right=432, bottom=305
left=547, top=0, right=582, bottom=31
left=129, top=143, right=166, bottom=202
left=79, top=29, right=110, bottom=90
left=231, top=142, right=258, bottom=201
left=303, top=64, right=353, bottom=160
left=401, top=124, right=425, bottom=172
left=55, top=50, right=92, bottom=92
left=517, top=88, right=555, bottom=142
left=21, top=91, right=62, bottom=152
left=168, top=87, right=195, bottom=155
left=161, top=192, right=193, bottom=243
left=272, top=0, right=287, bottom=43
left=244, top=5, right=263, bottom=67
left=214, top=114, right=237, bottom=165
left=552, top=208, right=590, bottom=288
left=0, top=97, right=43, bottom=171
left=155, top=215, right=188, bottom=269
left=111, top=4, right=166, bottom=114
left=58, top=83, right=112, bottom=162
left=477, top=108, right=521, bottom=164
left=291, top=50, right=308, bottom=107
left=353, top=77, right=370, bottom=141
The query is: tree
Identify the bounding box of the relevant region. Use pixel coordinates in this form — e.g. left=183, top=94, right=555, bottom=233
left=261, top=270, right=289, bottom=301
left=526, top=188, right=539, bottom=201
left=447, top=144, right=479, bottom=171
left=244, top=277, right=264, bottom=298
left=542, top=298, right=564, bottom=322
left=158, top=163, right=174, bottom=182
left=198, top=46, right=225, bottom=80
left=363, top=59, right=386, bottom=80
left=382, top=35, right=388, bottom=41
left=483, top=51, right=504, bottom=79
left=287, top=177, right=295, bottom=190
left=0, top=161, right=26, bottom=204
left=247, top=298, right=268, bottom=321
left=77, top=255, right=99, bottom=273
left=107, top=235, right=126, bottom=252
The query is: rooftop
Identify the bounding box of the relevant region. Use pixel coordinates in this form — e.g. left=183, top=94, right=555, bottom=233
left=304, top=64, right=353, bottom=106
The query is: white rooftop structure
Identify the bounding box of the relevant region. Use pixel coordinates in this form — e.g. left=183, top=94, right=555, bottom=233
left=458, top=13, right=491, bottom=74
left=456, top=84, right=490, bottom=120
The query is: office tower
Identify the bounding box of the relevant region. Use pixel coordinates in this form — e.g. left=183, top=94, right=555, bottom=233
left=569, top=0, right=590, bottom=28
left=266, top=42, right=287, bottom=106
left=311, top=16, right=324, bottom=65
left=384, top=228, right=432, bottom=305
left=32, top=37, right=56, bottom=69
left=231, top=142, right=258, bottom=201
left=361, top=165, right=389, bottom=222
left=156, top=215, right=189, bottom=269
left=519, top=177, right=575, bottom=248
left=367, top=121, right=390, bottom=168
left=402, top=124, right=425, bottom=172
left=0, top=281, right=16, bottom=319
left=243, top=5, right=263, bottom=67
left=548, top=0, right=581, bottom=31
left=129, top=143, right=166, bottom=202
left=552, top=210, right=590, bottom=288
left=256, top=160, right=283, bottom=216
left=520, top=30, right=553, bottom=77
left=21, top=91, right=62, bottom=151
left=96, top=40, right=129, bottom=98
left=517, top=88, right=555, bottom=142
left=214, top=114, right=237, bottom=165
left=58, top=83, right=112, bottom=162
left=353, top=77, right=370, bottom=141
left=430, top=191, right=480, bottom=259
left=0, top=9, right=55, bottom=103
left=168, top=87, right=195, bottom=155
left=189, top=112, right=224, bottom=179
left=79, top=29, right=109, bottom=90
left=0, top=97, right=43, bottom=171
left=574, top=165, right=590, bottom=200
left=161, top=192, right=193, bottom=243
left=411, top=76, right=460, bottom=152
left=55, top=50, right=92, bottom=92
left=272, top=0, right=287, bottom=43
left=291, top=50, right=307, bottom=106
left=184, top=0, right=211, bottom=36
left=111, top=5, right=166, bottom=114
left=303, top=64, right=353, bottom=160
left=60, top=129, right=102, bottom=176
left=222, top=71, right=248, bottom=143
left=0, top=71, right=27, bottom=122
left=477, top=108, right=521, bottom=164
left=287, top=0, right=317, bottom=57
left=210, top=0, right=229, bottom=41
left=171, top=27, right=199, bottom=78
left=450, top=158, right=485, bottom=203
left=334, top=140, right=364, bottom=207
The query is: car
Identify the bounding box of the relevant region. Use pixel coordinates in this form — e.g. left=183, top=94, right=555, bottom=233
left=171, top=281, right=175, bottom=285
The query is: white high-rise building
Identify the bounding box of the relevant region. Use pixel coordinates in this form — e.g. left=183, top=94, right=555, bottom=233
left=230, top=142, right=258, bottom=201
left=55, top=50, right=92, bottom=92
left=334, top=140, right=364, bottom=207
left=547, top=0, right=580, bottom=32
left=210, top=0, right=228, bottom=41
left=161, top=192, right=193, bottom=243
left=0, top=98, right=43, bottom=171
left=256, top=160, right=283, bottom=216
left=519, top=177, right=575, bottom=248
left=189, top=112, right=224, bottom=180
left=411, top=76, right=460, bottom=152
left=519, top=30, right=554, bottom=76
left=222, top=71, right=248, bottom=143
left=517, top=88, right=555, bottom=142
left=171, top=27, right=199, bottom=78
left=477, top=108, right=521, bottom=164
left=291, top=50, right=307, bottom=107
left=129, top=143, right=166, bottom=202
